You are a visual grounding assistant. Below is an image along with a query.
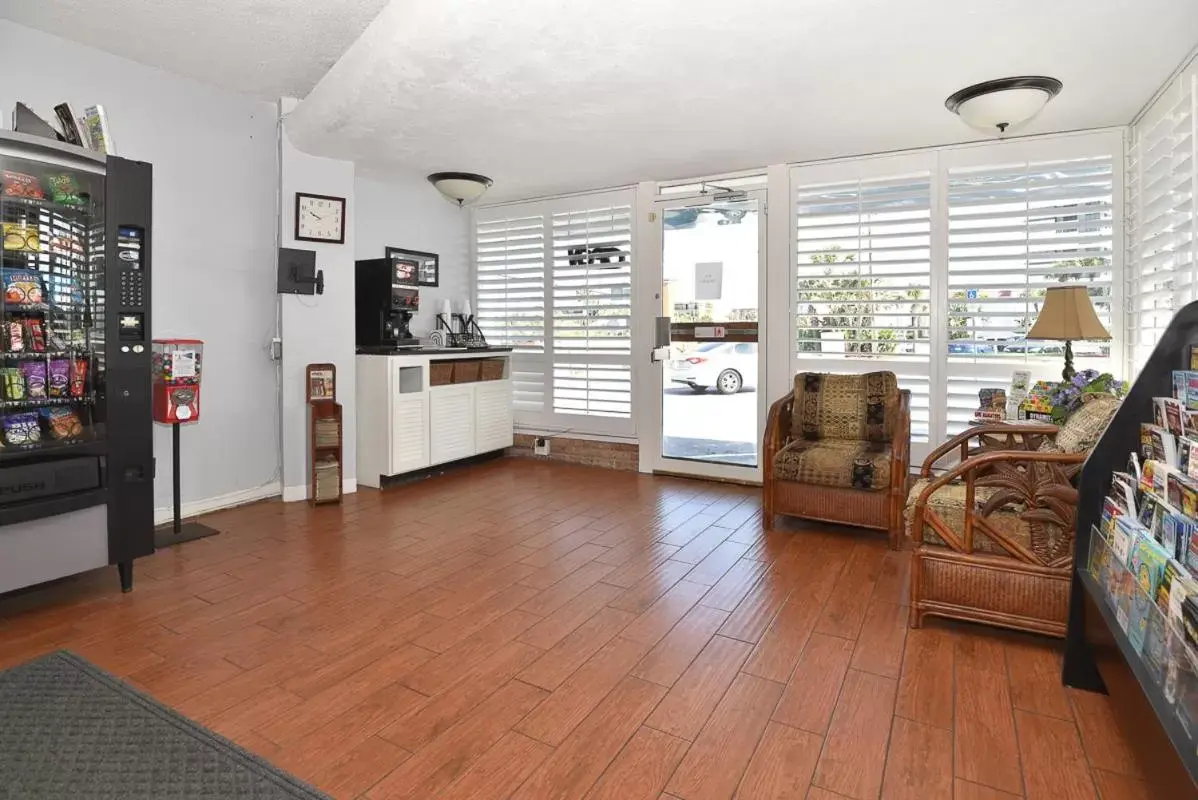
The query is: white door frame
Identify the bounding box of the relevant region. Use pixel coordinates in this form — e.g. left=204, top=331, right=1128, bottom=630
left=637, top=187, right=770, bottom=483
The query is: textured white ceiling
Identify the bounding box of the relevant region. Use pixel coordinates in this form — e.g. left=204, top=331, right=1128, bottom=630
left=0, top=0, right=391, bottom=97
left=287, top=0, right=1198, bottom=201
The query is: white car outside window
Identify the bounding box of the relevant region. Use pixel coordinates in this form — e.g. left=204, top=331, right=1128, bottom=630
left=667, top=342, right=757, bottom=394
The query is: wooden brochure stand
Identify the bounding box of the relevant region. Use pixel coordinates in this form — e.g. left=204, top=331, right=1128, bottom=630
left=306, top=363, right=343, bottom=505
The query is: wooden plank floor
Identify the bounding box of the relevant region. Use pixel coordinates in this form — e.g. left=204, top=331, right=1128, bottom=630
left=0, top=459, right=1150, bottom=799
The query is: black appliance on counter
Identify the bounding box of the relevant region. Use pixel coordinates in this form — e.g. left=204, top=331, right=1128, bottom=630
left=355, top=257, right=420, bottom=351
left=0, top=130, right=154, bottom=594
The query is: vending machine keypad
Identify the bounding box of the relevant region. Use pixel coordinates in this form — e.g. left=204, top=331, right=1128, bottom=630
left=116, top=226, right=145, bottom=310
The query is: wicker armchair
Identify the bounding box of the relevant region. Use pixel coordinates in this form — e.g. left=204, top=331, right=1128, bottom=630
left=763, top=371, right=911, bottom=549
left=907, top=393, right=1120, bottom=636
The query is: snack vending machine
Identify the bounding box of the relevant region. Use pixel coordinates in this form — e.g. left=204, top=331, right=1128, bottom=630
left=0, top=130, right=153, bottom=594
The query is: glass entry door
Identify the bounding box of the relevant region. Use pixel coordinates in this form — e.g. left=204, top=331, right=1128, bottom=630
left=649, top=191, right=765, bottom=480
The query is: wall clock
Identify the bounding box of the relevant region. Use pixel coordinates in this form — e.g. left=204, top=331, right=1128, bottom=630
left=295, top=192, right=346, bottom=244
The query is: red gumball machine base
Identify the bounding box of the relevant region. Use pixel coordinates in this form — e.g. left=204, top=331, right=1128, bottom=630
left=153, top=384, right=200, bottom=424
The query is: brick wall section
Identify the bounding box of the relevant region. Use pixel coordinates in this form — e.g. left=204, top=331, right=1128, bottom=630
left=508, top=434, right=639, bottom=471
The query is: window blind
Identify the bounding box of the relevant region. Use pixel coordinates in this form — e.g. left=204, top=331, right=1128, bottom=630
left=945, top=156, right=1115, bottom=360
left=795, top=174, right=933, bottom=360
left=550, top=204, right=633, bottom=418
left=794, top=169, right=933, bottom=442
left=944, top=154, right=1116, bottom=434
left=550, top=205, right=633, bottom=356
left=475, top=214, right=546, bottom=352
left=475, top=213, right=548, bottom=413
left=792, top=132, right=1122, bottom=450
left=474, top=191, right=635, bottom=433
left=1128, top=67, right=1196, bottom=373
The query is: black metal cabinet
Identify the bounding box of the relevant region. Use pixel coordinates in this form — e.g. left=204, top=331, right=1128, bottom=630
left=1064, top=300, right=1198, bottom=795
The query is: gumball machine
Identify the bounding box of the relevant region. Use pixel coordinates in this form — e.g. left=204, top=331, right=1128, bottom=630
left=152, top=338, right=217, bottom=547
left=152, top=339, right=203, bottom=423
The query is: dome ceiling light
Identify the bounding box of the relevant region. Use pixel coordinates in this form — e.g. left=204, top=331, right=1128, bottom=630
left=427, top=172, right=493, bottom=207
left=945, top=76, right=1063, bottom=136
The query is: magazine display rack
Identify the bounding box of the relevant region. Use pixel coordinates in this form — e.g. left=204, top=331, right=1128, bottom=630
left=306, top=363, right=342, bottom=505
left=1064, top=300, right=1198, bottom=793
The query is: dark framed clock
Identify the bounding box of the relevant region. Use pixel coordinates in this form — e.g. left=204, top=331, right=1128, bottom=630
left=295, top=192, right=346, bottom=244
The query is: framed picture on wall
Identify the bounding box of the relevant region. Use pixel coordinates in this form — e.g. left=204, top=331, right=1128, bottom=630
left=386, top=247, right=439, bottom=287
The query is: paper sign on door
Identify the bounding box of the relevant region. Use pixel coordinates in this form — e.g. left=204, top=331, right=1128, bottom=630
left=695, top=262, right=723, bottom=300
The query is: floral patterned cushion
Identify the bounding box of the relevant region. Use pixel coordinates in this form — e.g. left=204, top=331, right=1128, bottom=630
left=773, top=439, right=891, bottom=490
left=790, top=371, right=899, bottom=443
left=905, top=477, right=1032, bottom=554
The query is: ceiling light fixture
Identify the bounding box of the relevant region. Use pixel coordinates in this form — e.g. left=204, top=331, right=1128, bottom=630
left=945, top=76, right=1063, bottom=136
left=427, top=172, right=493, bottom=207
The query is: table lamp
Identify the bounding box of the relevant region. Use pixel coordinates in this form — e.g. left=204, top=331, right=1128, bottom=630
left=1026, top=285, right=1111, bottom=381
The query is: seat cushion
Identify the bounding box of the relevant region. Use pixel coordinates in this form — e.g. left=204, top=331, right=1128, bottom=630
left=906, top=477, right=1033, bottom=555
left=790, top=371, right=899, bottom=443
left=1036, top=392, right=1121, bottom=455
left=1055, top=393, right=1120, bottom=454
left=773, top=439, right=891, bottom=490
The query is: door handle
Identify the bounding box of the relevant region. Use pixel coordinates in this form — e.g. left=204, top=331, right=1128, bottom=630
left=651, top=315, right=671, bottom=363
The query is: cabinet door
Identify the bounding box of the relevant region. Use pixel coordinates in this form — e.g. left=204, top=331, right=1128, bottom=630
left=475, top=380, right=514, bottom=453
left=391, top=395, right=430, bottom=474
left=429, top=385, right=476, bottom=465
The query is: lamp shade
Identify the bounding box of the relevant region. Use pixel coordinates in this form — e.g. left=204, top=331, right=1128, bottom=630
left=428, top=172, right=493, bottom=207
left=1026, top=286, right=1111, bottom=342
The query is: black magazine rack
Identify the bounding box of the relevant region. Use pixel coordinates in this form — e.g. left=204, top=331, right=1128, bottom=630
left=1064, top=300, right=1198, bottom=794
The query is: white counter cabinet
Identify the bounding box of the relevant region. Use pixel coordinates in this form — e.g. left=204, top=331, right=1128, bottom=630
left=356, top=352, right=514, bottom=488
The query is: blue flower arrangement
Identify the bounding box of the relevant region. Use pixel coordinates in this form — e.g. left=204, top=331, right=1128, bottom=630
left=1047, top=369, right=1125, bottom=424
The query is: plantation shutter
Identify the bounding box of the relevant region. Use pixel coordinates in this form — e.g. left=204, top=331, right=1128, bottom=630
left=474, top=213, right=547, bottom=412
left=1128, top=66, right=1197, bottom=373
left=474, top=189, right=635, bottom=434
left=793, top=162, right=933, bottom=442
left=943, top=153, right=1116, bottom=433
left=550, top=204, right=633, bottom=418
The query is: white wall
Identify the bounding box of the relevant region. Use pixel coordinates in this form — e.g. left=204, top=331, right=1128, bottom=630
left=354, top=171, right=471, bottom=335
left=274, top=164, right=471, bottom=501
left=279, top=101, right=357, bottom=500
left=0, top=20, right=281, bottom=519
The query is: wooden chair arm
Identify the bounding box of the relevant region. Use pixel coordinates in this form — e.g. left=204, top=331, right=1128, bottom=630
left=913, top=448, right=1084, bottom=562
left=915, top=449, right=1084, bottom=508
left=891, top=390, right=911, bottom=491
left=919, top=422, right=1060, bottom=477
left=764, top=392, right=795, bottom=471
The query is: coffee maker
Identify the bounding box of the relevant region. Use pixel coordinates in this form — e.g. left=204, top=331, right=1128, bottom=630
left=355, top=258, right=422, bottom=352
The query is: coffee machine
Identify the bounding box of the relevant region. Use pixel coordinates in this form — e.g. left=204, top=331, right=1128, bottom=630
left=355, top=258, right=422, bottom=352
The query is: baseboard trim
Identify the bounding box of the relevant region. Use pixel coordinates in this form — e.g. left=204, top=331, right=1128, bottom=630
left=281, top=478, right=359, bottom=503
left=153, top=483, right=281, bottom=526
left=651, top=469, right=762, bottom=487
left=282, top=485, right=305, bottom=503
left=377, top=450, right=505, bottom=490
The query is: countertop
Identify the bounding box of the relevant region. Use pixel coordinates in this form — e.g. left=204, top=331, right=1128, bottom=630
left=356, top=346, right=514, bottom=356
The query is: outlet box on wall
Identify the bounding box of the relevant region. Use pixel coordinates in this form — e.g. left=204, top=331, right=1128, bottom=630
left=534, top=437, right=550, bottom=456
